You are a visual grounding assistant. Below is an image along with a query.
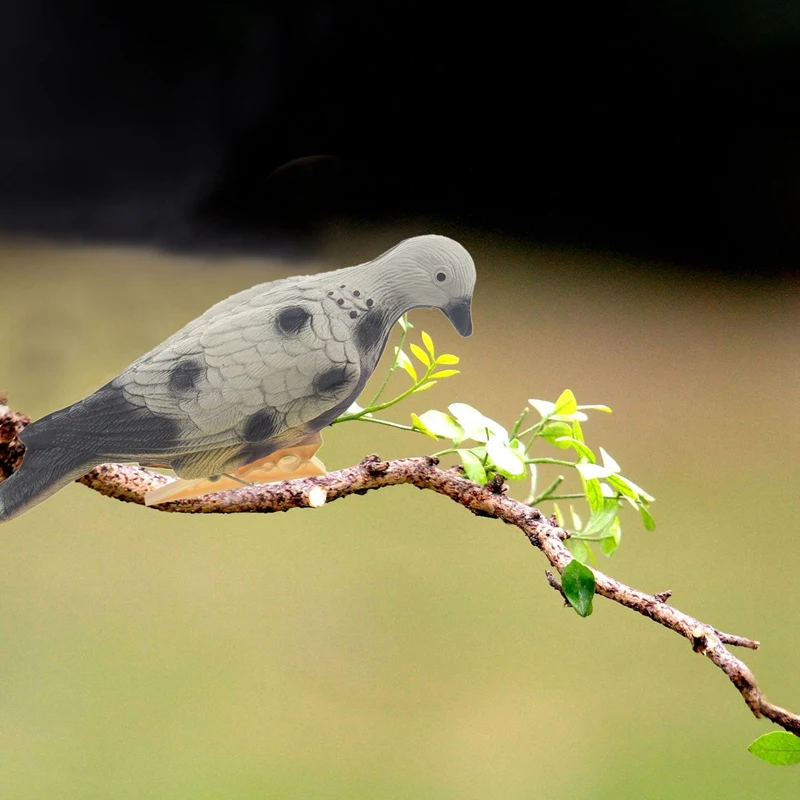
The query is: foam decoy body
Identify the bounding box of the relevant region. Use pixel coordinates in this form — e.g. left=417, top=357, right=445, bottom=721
left=0, top=235, right=476, bottom=521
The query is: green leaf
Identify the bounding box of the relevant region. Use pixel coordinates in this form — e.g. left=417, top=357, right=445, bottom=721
left=458, top=449, right=487, bottom=484
left=540, top=422, right=573, bottom=448
left=554, top=436, right=596, bottom=462
left=600, top=517, right=622, bottom=556
left=435, top=353, right=460, bottom=365
left=527, top=397, right=589, bottom=421
left=577, top=404, right=612, bottom=413
left=448, top=403, right=508, bottom=443
left=555, top=389, right=578, bottom=415
left=570, top=506, right=583, bottom=531
left=398, top=314, right=413, bottom=332
left=562, top=559, right=596, bottom=617
left=608, top=473, right=655, bottom=503
left=638, top=504, right=656, bottom=531
left=748, top=732, right=800, bottom=765
left=575, top=462, right=615, bottom=480
left=416, top=410, right=465, bottom=441
left=572, top=419, right=585, bottom=443
left=566, top=538, right=591, bottom=565
left=395, top=348, right=417, bottom=382
left=552, top=502, right=564, bottom=527
left=430, top=369, right=460, bottom=379
left=581, top=475, right=605, bottom=515
left=486, top=436, right=526, bottom=479
left=599, top=447, right=621, bottom=474
left=410, top=412, right=439, bottom=440
left=606, top=473, right=637, bottom=500
left=412, top=380, right=437, bottom=393
left=409, top=343, right=431, bottom=367
left=421, top=330, right=435, bottom=359
left=580, top=499, right=620, bottom=537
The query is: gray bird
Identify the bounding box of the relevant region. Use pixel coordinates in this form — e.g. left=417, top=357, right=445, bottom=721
left=0, top=234, right=476, bottom=521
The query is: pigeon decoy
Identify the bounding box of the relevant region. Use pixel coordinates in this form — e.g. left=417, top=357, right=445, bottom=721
left=0, top=235, right=476, bottom=520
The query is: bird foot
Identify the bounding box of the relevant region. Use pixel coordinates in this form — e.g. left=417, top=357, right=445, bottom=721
left=143, top=437, right=327, bottom=506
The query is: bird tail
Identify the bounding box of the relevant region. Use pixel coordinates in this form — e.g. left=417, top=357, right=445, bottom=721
left=0, top=416, right=95, bottom=522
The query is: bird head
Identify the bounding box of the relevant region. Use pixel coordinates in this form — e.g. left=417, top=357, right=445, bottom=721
left=374, top=235, right=476, bottom=337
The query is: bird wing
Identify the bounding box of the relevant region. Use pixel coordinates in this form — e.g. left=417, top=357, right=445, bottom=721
left=56, top=282, right=363, bottom=459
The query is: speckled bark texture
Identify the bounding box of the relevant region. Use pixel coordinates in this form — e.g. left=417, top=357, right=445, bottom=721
left=1, top=401, right=798, bottom=738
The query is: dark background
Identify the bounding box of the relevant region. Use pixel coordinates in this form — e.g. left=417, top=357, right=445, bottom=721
left=1, top=1, right=798, bottom=273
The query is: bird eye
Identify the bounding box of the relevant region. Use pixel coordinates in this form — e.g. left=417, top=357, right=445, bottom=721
left=436, top=271, right=447, bottom=282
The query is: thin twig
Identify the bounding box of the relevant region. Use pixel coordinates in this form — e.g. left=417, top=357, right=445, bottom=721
left=0, top=403, right=797, bottom=736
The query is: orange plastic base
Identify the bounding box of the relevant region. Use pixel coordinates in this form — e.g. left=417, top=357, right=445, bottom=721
left=144, top=436, right=326, bottom=506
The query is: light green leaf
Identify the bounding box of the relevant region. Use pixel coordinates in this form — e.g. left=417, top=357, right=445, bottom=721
left=509, top=438, right=527, bottom=456
left=530, top=396, right=589, bottom=421
left=600, top=482, right=618, bottom=498
left=486, top=436, right=526, bottom=479
left=575, top=462, right=615, bottom=480
left=552, top=502, right=564, bottom=527
left=748, top=732, right=800, bottom=766
left=430, top=369, right=460, bottom=378
left=555, top=436, right=596, bottom=462
left=436, top=353, right=460, bottom=365
left=600, top=518, right=622, bottom=556
left=555, top=389, right=578, bottom=415
left=550, top=389, right=589, bottom=422
left=581, top=476, right=605, bottom=515
left=398, top=314, right=413, bottom=332
left=421, top=330, right=435, bottom=359
left=409, top=343, right=431, bottom=367
left=417, top=410, right=465, bottom=441
left=599, top=447, right=621, bottom=474
left=528, top=398, right=556, bottom=418
left=608, top=474, right=655, bottom=503
left=553, top=411, right=589, bottom=421
left=572, top=419, right=585, bottom=443
left=566, top=538, right=591, bottom=565
left=577, top=404, right=612, bottom=413
left=395, top=347, right=417, bottom=382
left=638, top=504, right=656, bottom=531
left=458, top=449, right=487, bottom=484
left=606, top=474, right=637, bottom=500
left=448, top=403, right=508, bottom=443
left=580, top=499, right=621, bottom=537
left=412, top=380, right=437, bottom=393
left=410, top=412, right=439, bottom=440
left=562, top=559, right=596, bottom=616
left=541, top=422, right=573, bottom=448
left=570, top=506, right=583, bottom=532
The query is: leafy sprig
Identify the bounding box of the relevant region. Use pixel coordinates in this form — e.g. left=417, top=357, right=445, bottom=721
left=334, top=317, right=655, bottom=567
left=334, top=317, right=800, bottom=763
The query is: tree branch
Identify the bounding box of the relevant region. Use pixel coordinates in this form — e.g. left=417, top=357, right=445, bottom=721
left=1, top=400, right=798, bottom=737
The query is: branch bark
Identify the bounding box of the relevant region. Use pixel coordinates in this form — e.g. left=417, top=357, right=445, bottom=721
left=2, top=400, right=798, bottom=737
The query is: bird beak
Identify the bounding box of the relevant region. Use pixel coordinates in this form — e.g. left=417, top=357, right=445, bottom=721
left=443, top=298, right=473, bottom=337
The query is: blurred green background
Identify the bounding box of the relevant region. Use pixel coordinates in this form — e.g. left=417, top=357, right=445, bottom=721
left=0, top=226, right=798, bottom=799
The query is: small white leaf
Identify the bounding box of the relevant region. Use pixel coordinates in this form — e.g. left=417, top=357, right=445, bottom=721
left=575, top=462, right=614, bottom=480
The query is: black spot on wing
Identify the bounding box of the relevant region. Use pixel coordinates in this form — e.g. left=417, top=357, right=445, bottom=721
left=169, top=359, right=203, bottom=393
left=313, top=365, right=351, bottom=396
left=276, top=306, right=311, bottom=335
left=355, top=310, right=386, bottom=353
left=242, top=407, right=284, bottom=443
